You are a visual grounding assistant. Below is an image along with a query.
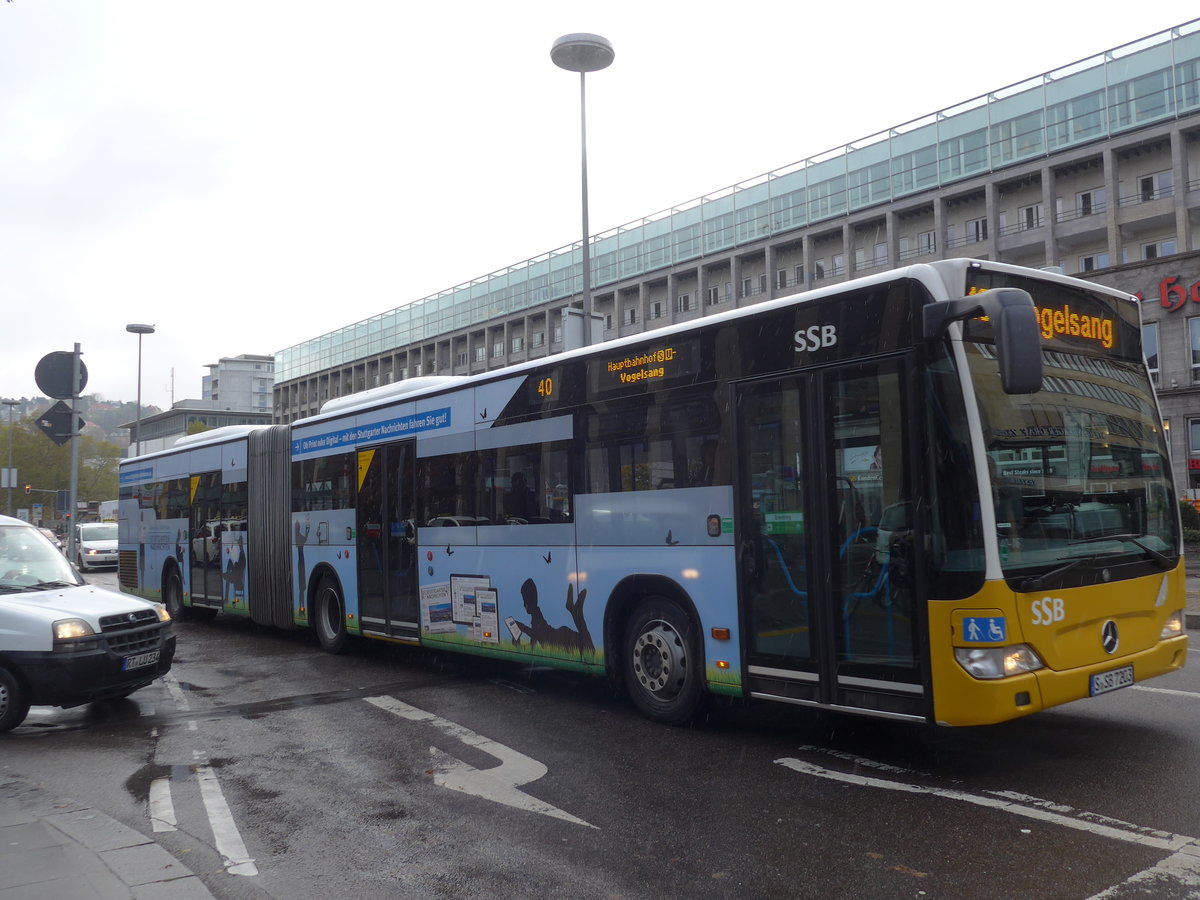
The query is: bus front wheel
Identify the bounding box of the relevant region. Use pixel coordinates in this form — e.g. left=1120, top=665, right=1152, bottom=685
left=623, top=597, right=702, bottom=725
left=313, top=576, right=347, bottom=654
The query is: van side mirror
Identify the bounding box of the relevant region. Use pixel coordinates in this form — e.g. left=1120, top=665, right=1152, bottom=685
left=923, top=288, right=1043, bottom=394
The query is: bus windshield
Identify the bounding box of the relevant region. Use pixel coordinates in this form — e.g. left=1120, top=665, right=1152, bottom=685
left=966, top=341, right=1177, bottom=585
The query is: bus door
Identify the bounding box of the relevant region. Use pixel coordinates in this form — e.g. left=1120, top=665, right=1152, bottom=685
left=737, top=358, right=927, bottom=721
left=357, top=441, right=419, bottom=639
left=190, top=471, right=223, bottom=607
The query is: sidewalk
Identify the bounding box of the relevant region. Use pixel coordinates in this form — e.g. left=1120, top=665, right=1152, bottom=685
left=0, top=772, right=213, bottom=900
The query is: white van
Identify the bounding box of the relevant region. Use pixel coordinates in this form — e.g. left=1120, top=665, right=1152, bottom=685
left=74, top=521, right=118, bottom=571
left=0, top=515, right=176, bottom=732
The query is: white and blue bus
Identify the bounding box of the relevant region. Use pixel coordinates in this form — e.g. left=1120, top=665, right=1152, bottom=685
left=118, top=259, right=1188, bottom=726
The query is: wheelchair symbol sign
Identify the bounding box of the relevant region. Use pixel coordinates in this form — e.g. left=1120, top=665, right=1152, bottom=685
left=963, top=616, right=1006, bottom=643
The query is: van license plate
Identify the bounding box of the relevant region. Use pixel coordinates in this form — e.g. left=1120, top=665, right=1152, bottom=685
left=1090, top=665, right=1133, bottom=696
left=122, top=650, right=160, bottom=672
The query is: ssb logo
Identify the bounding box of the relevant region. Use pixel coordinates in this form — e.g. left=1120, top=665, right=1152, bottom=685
left=794, top=324, right=838, bottom=352
left=1031, top=596, right=1065, bottom=626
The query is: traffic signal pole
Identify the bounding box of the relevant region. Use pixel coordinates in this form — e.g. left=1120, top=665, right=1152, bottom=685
left=67, top=343, right=81, bottom=562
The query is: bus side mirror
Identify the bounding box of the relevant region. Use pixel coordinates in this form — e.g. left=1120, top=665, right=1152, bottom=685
left=923, top=288, right=1043, bottom=395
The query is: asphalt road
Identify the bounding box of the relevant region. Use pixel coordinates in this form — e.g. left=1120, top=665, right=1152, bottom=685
left=4, top=568, right=1199, bottom=900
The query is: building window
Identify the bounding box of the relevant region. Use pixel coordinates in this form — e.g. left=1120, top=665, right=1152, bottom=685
left=511, top=336, right=524, bottom=353
left=1189, top=318, right=1200, bottom=383
left=874, top=242, right=887, bottom=267
left=553, top=324, right=562, bottom=344
left=1077, top=188, right=1105, bottom=217
left=623, top=307, right=638, bottom=326
left=492, top=341, right=504, bottom=358
left=456, top=351, right=467, bottom=366
left=1018, top=204, right=1042, bottom=230
left=676, top=293, right=692, bottom=313
left=708, top=286, right=721, bottom=306
left=854, top=248, right=866, bottom=270
left=1142, top=322, right=1159, bottom=386
left=776, top=269, right=787, bottom=289
left=649, top=301, right=662, bottom=319
left=531, top=332, right=545, bottom=348
left=967, top=217, right=988, bottom=242
left=1143, top=239, right=1177, bottom=261
left=813, top=260, right=825, bottom=281
left=794, top=265, right=803, bottom=284
left=1139, top=171, right=1173, bottom=202
left=473, top=346, right=486, bottom=362
left=1078, top=252, right=1110, bottom=272
left=759, top=273, right=767, bottom=293
left=918, top=230, right=935, bottom=254
left=605, top=314, right=613, bottom=331
left=832, top=254, right=845, bottom=276
left=1189, top=419, right=1200, bottom=455
left=741, top=277, right=752, bottom=297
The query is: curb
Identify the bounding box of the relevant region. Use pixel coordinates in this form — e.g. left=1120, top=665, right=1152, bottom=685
left=0, top=773, right=214, bottom=899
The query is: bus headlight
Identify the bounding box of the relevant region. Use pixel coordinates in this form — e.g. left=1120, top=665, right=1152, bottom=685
left=955, top=644, right=1044, bottom=680
left=1160, top=611, right=1184, bottom=639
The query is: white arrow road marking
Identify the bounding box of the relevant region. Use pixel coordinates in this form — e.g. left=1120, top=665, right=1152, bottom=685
left=365, top=695, right=595, bottom=828
left=776, top=755, right=1200, bottom=897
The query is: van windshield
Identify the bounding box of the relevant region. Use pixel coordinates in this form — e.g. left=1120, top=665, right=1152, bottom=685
left=0, top=524, right=83, bottom=590
left=79, top=524, right=118, bottom=541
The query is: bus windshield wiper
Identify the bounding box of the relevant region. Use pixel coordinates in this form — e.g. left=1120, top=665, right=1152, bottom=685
left=1069, top=533, right=1175, bottom=567
left=1017, top=557, right=1091, bottom=593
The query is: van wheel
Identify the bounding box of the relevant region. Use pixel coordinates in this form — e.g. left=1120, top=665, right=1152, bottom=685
left=313, top=576, right=347, bottom=654
left=0, top=667, right=31, bottom=734
left=164, top=568, right=184, bottom=620
left=623, top=597, right=703, bottom=725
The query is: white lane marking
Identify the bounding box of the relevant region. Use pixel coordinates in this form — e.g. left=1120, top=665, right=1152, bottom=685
left=1131, top=685, right=1200, bottom=699
left=776, top=757, right=1194, bottom=851
left=365, top=695, right=595, bottom=829
left=149, top=777, right=177, bottom=833
left=162, top=673, right=191, bottom=711
left=777, top=754, right=1200, bottom=896
left=195, top=765, right=259, bottom=876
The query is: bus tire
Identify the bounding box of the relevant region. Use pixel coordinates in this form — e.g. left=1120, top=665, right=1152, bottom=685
left=622, top=597, right=703, bottom=725
left=313, top=575, right=347, bottom=654
left=163, top=568, right=184, bottom=621
left=0, top=666, right=31, bottom=734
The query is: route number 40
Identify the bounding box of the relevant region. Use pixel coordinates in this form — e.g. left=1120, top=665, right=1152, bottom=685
left=1031, top=596, right=1065, bottom=626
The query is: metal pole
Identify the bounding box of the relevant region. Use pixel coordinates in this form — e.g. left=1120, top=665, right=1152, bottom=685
left=134, top=332, right=143, bottom=455
left=3, top=400, right=16, bottom=517
left=67, top=343, right=81, bottom=560
left=579, top=70, right=592, bottom=346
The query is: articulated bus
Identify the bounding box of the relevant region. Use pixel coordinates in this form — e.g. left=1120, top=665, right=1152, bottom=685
left=117, top=259, right=1188, bottom=726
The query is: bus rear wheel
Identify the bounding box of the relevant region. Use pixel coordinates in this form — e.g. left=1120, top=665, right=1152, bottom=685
left=163, top=568, right=184, bottom=620
left=313, top=576, right=347, bottom=654
left=623, top=597, right=702, bottom=725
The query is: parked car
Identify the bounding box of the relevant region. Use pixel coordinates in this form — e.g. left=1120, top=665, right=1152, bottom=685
left=37, top=528, right=64, bottom=552
left=0, top=515, right=175, bottom=732
left=74, top=522, right=118, bottom=571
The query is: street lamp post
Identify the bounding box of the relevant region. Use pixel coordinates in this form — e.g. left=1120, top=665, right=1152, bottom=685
left=551, top=33, right=614, bottom=348
left=126, top=324, right=155, bottom=457
left=3, top=399, right=18, bottom=517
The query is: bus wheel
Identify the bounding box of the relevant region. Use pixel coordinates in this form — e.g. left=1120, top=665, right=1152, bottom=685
left=163, top=569, right=184, bottom=620
left=623, top=597, right=702, bottom=725
left=313, top=576, right=347, bottom=654
left=0, top=667, right=31, bottom=734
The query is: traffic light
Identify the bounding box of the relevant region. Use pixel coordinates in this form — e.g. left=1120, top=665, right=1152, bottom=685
left=24, top=484, right=31, bottom=494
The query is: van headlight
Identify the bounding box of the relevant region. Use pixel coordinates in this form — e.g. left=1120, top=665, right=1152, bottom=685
left=53, top=618, right=96, bottom=640
left=955, top=644, right=1044, bottom=679
left=155, top=604, right=172, bottom=623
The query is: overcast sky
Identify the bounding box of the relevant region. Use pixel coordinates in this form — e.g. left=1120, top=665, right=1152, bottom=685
left=2, top=2, right=1197, bottom=411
